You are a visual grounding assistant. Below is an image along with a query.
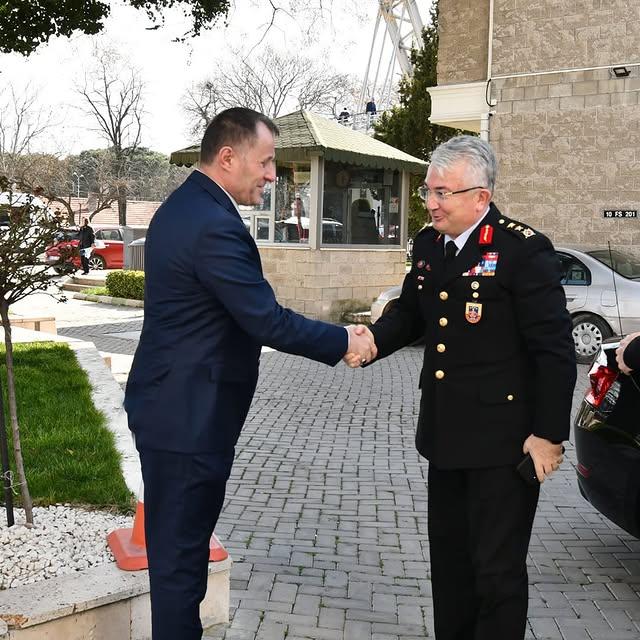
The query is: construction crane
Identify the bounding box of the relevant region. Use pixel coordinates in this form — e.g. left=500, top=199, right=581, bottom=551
left=348, top=0, right=426, bottom=132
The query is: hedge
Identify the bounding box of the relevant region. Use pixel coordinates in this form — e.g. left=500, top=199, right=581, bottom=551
left=105, top=270, right=145, bottom=301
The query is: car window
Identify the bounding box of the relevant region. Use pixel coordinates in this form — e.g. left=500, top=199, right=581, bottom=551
left=587, top=249, right=640, bottom=279
left=96, top=229, right=121, bottom=241
left=557, top=252, right=590, bottom=286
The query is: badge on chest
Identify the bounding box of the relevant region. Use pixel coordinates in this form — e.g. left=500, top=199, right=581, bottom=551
left=462, top=252, right=499, bottom=277
left=465, top=301, right=483, bottom=324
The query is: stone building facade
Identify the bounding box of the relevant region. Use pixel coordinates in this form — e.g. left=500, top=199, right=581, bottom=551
left=429, top=0, right=640, bottom=249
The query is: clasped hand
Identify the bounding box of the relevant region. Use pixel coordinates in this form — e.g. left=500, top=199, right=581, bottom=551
left=343, top=325, right=377, bottom=368
left=523, top=434, right=564, bottom=483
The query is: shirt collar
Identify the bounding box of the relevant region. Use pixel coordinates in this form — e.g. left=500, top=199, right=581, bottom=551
left=195, top=168, right=240, bottom=213
left=444, top=206, right=490, bottom=255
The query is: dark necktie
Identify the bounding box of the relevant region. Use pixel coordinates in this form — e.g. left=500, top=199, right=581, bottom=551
left=445, top=240, right=457, bottom=263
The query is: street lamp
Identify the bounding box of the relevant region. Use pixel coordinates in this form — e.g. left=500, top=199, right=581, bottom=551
left=72, top=172, right=84, bottom=224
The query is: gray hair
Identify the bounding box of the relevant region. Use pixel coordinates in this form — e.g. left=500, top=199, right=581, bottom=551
left=429, top=135, right=497, bottom=193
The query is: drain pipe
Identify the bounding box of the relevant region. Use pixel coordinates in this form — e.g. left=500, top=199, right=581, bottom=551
left=481, top=0, right=495, bottom=142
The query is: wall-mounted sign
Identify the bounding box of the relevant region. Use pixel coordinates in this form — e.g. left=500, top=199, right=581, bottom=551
left=603, top=209, right=637, bottom=218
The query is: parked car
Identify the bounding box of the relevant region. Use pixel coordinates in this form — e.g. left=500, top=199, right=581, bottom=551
left=370, top=246, right=640, bottom=363
left=45, top=225, right=125, bottom=272
left=574, top=338, right=640, bottom=538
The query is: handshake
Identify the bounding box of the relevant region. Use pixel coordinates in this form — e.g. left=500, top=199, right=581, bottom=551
left=343, top=324, right=377, bottom=368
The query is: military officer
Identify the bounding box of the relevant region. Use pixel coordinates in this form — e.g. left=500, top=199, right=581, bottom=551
left=363, top=135, right=576, bottom=639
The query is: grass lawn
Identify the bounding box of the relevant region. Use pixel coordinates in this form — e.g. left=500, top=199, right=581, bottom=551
left=83, top=286, right=108, bottom=296
left=1, top=342, right=133, bottom=511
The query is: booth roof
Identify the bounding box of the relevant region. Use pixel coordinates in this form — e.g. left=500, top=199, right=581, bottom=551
left=169, top=110, right=428, bottom=173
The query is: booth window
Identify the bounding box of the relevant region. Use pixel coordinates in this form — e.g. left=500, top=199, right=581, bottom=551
left=274, top=162, right=311, bottom=244
left=322, top=161, right=401, bottom=246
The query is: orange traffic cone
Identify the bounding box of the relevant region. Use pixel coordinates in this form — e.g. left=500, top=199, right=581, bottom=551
left=107, top=481, right=229, bottom=571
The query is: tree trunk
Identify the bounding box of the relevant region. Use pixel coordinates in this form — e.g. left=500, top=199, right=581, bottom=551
left=0, top=301, right=33, bottom=525
left=0, top=377, right=15, bottom=527
left=118, top=192, right=127, bottom=226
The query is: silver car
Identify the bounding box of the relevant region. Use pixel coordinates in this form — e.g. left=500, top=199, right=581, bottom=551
left=370, top=246, right=640, bottom=364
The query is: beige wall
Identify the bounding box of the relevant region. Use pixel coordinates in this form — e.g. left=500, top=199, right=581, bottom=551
left=437, top=0, right=490, bottom=84
left=491, top=69, right=640, bottom=247
left=258, top=247, right=406, bottom=320
left=492, top=0, right=640, bottom=76
left=436, top=0, right=640, bottom=248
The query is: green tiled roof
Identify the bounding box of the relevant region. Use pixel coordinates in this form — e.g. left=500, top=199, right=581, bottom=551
left=169, top=110, right=427, bottom=173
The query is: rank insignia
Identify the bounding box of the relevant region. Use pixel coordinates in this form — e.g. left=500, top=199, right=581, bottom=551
left=462, top=252, right=499, bottom=277
left=417, top=275, right=425, bottom=281
left=479, top=224, right=493, bottom=245
left=522, top=228, right=535, bottom=238
left=426, top=263, right=431, bottom=271
left=465, top=302, right=482, bottom=324
left=417, top=260, right=426, bottom=269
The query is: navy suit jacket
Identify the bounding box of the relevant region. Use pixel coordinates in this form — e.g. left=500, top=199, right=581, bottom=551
left=124, top=171, right=347, bottom=453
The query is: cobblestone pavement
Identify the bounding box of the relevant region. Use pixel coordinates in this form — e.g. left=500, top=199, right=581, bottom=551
left=64, top=316, right=640, bottom=639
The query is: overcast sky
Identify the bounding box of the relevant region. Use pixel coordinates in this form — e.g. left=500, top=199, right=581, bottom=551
left=0, top=0, right=431, bottom=156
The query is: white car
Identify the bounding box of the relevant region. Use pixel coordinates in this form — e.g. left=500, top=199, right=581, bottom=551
left=370, top=246, right=640, bottom=364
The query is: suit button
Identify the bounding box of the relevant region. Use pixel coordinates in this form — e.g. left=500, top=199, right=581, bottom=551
left=437, top=343, right=446, bottom=353
left=507, top=394, right=514, bottom=401
left=439, top=317, right=448, bottom=327
left=435, top=370, right=445, bottom=379
left=439, top=291, right=448, bottom=301
left=472, top=292, right=479, bottom=299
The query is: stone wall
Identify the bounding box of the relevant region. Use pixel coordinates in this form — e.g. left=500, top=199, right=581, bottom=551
left=258, top=247, right=407, bottom=320
left=492, top=0, right=640, bottom=77
left=490, top=70, right=640, bottom=248
left=437, top=0, right=490, bottom=84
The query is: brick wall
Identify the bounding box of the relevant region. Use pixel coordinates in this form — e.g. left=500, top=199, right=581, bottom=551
left=258, top=247, right=406, bottom=320
left=437, top=0, right=490, bottom=84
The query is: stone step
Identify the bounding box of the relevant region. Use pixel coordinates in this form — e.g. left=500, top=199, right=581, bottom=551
left=62, top=282, right=99, bottom=293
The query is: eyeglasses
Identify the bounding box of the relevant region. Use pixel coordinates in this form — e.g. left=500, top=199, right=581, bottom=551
left=417, top=185, right=486, bottom=202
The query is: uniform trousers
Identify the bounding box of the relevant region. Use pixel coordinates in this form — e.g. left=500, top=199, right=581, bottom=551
left=139, top=448, right=235, bottom=640
left=427, top=463, right=539, bottom=640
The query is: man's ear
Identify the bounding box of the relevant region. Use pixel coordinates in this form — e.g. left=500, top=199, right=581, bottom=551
left=477, top=188, right=492, bottom=210
left=216, top=146, right=234, bottom=172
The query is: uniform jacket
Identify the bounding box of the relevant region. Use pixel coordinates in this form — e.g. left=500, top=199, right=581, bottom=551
left=124, top=170, right=347, bottom=454
left=370, top=203, right=576, bottom=469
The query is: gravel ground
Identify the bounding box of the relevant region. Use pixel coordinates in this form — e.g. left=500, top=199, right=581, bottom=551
left=0, top=505, right=132, bottom=590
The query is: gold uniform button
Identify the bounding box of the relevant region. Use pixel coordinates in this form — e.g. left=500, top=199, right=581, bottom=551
left=435, top=370, right=445, bottom=380
left=507, top=394, right=514, bottom=401
left=472, top=292, right=479, bottom=299
left=437, top=343, right=446, bottom=353
left=439, top=291, right=448, bottom=301
left=439, top=317, right=448, bottom=327
left=418, top=285, right=423, bottom=290
left=471, top=281, right=480, bottom=290
left=499, top=218, right=505, bottom=224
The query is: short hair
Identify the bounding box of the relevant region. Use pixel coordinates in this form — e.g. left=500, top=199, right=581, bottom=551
left=429, top=135, right=497, bottom=193
left=200, top=108, right=279, bottom=165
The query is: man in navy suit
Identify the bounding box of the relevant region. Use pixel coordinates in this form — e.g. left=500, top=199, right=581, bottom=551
left=124, top=108, right=376, bottom=640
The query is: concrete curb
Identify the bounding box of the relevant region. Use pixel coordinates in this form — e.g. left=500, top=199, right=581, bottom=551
left=73, top=292, right=144, bottom=308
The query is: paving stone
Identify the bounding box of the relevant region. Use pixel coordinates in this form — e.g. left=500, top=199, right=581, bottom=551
left=65, top=317, right=640, bottom=640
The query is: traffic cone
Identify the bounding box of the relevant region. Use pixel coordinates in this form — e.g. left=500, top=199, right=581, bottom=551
left=107, top=481, right=229, bottom=571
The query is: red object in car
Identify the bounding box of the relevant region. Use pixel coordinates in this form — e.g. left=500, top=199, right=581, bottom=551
left=45, top=226, right=124, bottom=271
left=585, top=362, right=618, bottom=408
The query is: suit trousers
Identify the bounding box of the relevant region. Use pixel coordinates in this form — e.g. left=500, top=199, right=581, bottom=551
left=139, top=448, right=235, bottom=640
left=427, top=463, right=539, bottom=640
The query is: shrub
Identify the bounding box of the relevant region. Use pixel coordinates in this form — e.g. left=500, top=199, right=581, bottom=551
left=106, top=270, right=145, bottom=300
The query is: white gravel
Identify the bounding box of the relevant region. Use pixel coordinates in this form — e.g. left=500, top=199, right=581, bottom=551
left=0, top=504, right=132, bottom=590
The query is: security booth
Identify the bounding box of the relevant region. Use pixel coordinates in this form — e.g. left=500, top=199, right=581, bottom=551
left=170, top=110, right=427, bottom=320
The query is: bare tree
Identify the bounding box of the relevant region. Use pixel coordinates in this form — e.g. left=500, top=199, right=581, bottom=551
left=0, top=178, right=68, bottom=526
left=0, top=83, right=53, bottom=180
left=77, top=48, right=144, bottom=225
left=182, top=46, right=359, bottom=137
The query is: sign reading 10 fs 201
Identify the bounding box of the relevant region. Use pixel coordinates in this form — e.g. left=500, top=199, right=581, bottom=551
left=603, top=209, right=638, bottom=218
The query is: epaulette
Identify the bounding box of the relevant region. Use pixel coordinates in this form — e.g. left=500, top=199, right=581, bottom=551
left=496, top=216, right=537, bottom=240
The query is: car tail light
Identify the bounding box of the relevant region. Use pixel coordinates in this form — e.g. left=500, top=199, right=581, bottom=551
left=576, top=462, right=591, bottom=478
left=585, top=362, right=619, bottom=409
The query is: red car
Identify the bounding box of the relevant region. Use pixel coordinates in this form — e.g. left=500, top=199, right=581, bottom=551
left=45, top=225, right=124, bottom=272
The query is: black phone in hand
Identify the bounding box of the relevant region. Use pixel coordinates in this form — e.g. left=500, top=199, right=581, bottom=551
left=516, top=453, right=539, bottom=485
